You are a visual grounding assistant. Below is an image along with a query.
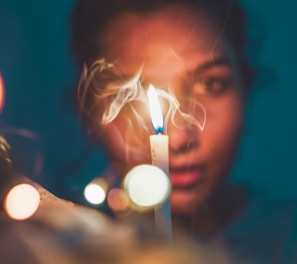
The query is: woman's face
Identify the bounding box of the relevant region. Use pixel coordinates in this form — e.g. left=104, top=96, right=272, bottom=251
left=97, top=6, right=246, bottom=215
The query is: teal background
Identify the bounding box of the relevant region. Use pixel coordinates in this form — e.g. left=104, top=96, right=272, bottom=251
left=234, top=1, right=297, bottom=198
left=0, top=1, right=296, bottom=203
left=0, top=0, right=108, bottom=203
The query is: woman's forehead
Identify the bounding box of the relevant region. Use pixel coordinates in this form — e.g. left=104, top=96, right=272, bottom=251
left=100, top=6, right=229, bottom=78
left=103, top=6, right=220, bottom=47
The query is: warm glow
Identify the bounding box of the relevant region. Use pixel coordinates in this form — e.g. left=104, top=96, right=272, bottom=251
left=4, top=183, right=40, bottom=221
left=107, top=188, right=130, bottom=214
left=84, top=178, right=107, bottom=205
left=0, top=72, right=5, bottom=114
left=147, top=85, right=164, bottom=133
left=124, top=165, right=170, bottom=210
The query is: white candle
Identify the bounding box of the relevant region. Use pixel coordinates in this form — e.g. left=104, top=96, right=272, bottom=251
left=150, top=134, right=169, bottom=175
left=147, top=85, right=172, bottom=238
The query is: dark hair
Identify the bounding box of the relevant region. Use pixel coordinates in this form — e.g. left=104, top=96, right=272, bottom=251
left=71, top=0, right=254, bottom=87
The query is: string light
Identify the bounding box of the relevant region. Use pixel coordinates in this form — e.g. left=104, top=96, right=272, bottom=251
left=4, top=183, right=40, bottom=220
left=84, top=178, right=107, bottom=205
left=124, top=164, right=170, bottom=211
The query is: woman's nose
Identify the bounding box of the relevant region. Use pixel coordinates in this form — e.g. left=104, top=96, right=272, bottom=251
left=167, top=116, right=199, bottom=155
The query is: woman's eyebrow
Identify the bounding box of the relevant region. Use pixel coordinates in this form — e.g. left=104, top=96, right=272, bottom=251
left=192, top=57, right=231, bottom=75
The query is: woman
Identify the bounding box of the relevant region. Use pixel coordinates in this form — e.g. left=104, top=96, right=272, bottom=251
left=71, top=0, right=297, bottom=262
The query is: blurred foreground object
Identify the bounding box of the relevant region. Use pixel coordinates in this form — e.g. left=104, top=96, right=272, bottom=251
left=0, top=136, right=231, bottom=263
left=0, top=135, right=111, bottom=263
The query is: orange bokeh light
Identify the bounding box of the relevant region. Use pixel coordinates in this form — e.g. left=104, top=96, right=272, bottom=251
left=0, top=73, right=6, bottom=114
left=4, top=183, right=40, bottom=221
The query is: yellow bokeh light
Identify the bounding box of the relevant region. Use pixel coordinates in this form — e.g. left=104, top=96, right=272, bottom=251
left=124, top=165, right=170, bottom=210
left=4, top=183, right=40, bottom=221
left=84, top=178, right=107, bottom=205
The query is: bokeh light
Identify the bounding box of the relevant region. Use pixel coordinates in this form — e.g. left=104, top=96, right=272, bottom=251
left=107, top=188, right=130, bottom=215
left=4, top=183, right=40, bottom=220
left=84, top=178, right=107, bottom=205
left=124, top=164, right=170, bottom=210
left=0, top=72, right=5, bottom=114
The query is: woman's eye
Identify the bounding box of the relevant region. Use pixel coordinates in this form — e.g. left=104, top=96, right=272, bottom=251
left=192, top=77, right=232, bottom=96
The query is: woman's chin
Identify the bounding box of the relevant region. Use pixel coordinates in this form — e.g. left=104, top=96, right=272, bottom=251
left=170, top=189, right=206, bottom=216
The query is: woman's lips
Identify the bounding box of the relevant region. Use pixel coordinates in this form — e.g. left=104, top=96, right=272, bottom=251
left=169, top=167, right=203, bottom=188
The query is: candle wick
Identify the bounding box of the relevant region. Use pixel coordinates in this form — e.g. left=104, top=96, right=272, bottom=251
left=154, top=126, right=164, bottom=134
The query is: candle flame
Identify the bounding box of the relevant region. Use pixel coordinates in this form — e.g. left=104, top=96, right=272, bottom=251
left=147, top=85, right=164, bottom=134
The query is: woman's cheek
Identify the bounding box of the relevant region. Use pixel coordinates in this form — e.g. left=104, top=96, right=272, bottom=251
left=201, top=94, right=244, bottom=156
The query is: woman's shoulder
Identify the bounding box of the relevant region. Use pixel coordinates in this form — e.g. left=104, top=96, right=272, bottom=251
left=219, top=189, right=297, bottom=263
